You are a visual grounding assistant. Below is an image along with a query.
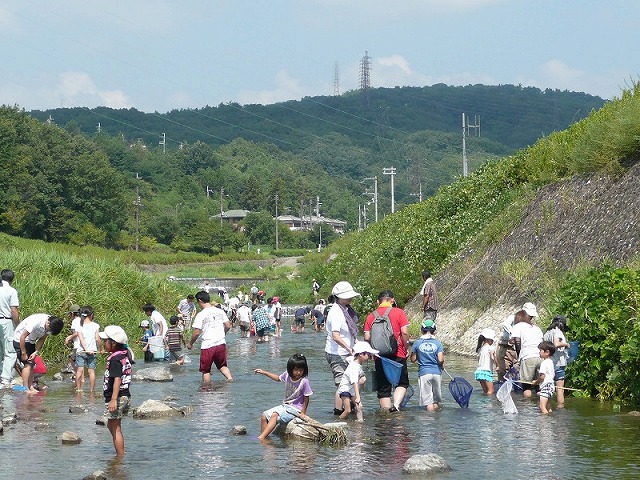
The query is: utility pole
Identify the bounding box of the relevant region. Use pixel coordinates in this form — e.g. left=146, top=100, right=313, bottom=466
left=275, top=193, right=279, bottom=251
left=383, top=167, right=396, bottom=214
left=159, top=133, right=166, bottom=154
left=462, top=113, right=480, bottom=177
left=410, top=183, right=423, bottom=203
left=362, top=176, right=378, bottom=223
left=220, top=186, right=225, bottom=226
left=96, top=122, right=101, bottom=133
left=206, top=186, right=214, bottom=198
left=134, top=173, right=141, bottom=252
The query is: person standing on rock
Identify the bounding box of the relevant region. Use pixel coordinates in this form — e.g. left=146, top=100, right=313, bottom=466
left=420, top=270, right=439, bottom=321
left=187, top=291, right=232, bottom=382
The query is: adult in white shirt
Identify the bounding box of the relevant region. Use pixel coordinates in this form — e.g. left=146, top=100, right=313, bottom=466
left=188, top=291, right=232, bottom=381
left=510, top=302, right=543, bottom=398
left=13, top=313, right=64, bottom=394
left=324, top=281, right=360, bottom=414
left=143, top=303, right=168, bottom=338
left=0, top=269, right=20, bottom=386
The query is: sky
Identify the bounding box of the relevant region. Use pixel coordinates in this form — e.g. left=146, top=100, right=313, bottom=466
left=1, top=0, right=638, bottom=113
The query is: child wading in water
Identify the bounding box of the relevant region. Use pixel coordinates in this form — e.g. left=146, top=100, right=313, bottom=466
left=99, top=325, right=133, bottom=456
left=337, top=341, right=378, bottom=421
left=474, top=328, right=496, bottom=395
left=254, top=353, right=313, bottom=441
left=410, top=319, right=444, bottom=412
left=532, top=341, right=556, bottom=414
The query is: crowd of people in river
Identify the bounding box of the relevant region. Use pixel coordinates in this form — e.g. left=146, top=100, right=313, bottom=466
left=0, top=267, right=572, bottom=454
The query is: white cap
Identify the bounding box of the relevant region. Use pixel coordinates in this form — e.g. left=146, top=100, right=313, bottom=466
left=140, top=319, right=150, bottom=327
left=522, top=302, right=538, bottom=317
left=99, top=325, right=128, bottom=345
left=352, top=341, right=379, bottom=356
left=480, top=328, right=496, bottom=341
left=331, top=281, right=361, bottom=299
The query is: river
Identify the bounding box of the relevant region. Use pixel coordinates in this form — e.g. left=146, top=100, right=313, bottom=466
left=1, top=326, right=639, bottom=479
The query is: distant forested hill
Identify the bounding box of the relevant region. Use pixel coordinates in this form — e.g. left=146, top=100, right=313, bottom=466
left=31, top=84, right=604, bottom=153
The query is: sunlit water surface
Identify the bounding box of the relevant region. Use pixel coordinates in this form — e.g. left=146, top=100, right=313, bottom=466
left=1, top=327, right=639, bottom=479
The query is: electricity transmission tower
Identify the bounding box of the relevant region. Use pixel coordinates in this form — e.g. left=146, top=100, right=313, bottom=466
left=359, top=51, right=371, bottom=104
left=333, top=61, right=340, bottom=96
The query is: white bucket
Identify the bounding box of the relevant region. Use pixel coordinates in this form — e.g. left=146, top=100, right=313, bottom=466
left=148, top=336, right=165, bottom=360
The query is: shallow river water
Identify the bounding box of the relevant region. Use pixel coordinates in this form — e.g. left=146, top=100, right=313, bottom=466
left=1, top=327, right=639, bottom=480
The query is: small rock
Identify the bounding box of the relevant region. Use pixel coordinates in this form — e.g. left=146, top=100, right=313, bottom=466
left=83, top=470, right=107, bottom=480
left=52, top=372, right=64, bottom=381
left=133, top=367, right=173, bottom=382
left=230, top=425, right=247, bottom=435
left=61, top=431, right=82, bottom=445
left=69, top=405, right=89, bottom=414
left=403, top=454, right=452, bottom=474
left=34, top=422, right=53, bottom=430
left=2, top=413, right=17, bottom=425
left=628, top=411, right=640, bottom=416
left=95, top=418, right=107, bottom=426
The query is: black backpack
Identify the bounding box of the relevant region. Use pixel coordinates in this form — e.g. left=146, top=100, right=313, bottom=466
left=369, top=307, right=398, bottom=356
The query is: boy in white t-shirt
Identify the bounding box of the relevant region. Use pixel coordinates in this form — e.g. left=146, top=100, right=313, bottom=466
left=532, top=341, right=556, bottom=414
left=337, top=341, right=378, bottom=421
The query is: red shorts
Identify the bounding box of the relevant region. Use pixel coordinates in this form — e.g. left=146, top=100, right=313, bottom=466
left=199, top=344, right=228, bottom=373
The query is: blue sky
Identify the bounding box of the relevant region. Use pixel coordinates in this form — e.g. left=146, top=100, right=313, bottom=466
left=1, top=0, right=638, bottom=112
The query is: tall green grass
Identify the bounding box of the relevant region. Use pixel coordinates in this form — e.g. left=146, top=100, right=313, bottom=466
left=1, top=246, right=191, bottom=367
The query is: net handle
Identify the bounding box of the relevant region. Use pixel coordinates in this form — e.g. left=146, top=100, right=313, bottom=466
left=442, top=368, right=455, bottom=381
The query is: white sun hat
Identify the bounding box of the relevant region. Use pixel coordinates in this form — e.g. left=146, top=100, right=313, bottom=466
left=522, top=302, right=538, bottom=317
left=331, top=281, right=361, bottom=299
left=352, top=341, right=379, bottom=356
left=99, top=325, right=128, bottom=345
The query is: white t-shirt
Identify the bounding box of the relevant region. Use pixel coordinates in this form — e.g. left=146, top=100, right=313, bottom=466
left=539, top=358, right=555, bottom=387
left=477, top=344, right=495, bottom=371
left=511, top=322, right=543, bottom=361
left=13, top=313, right=49, bottom=344
left=70, top=315, right=82, bottom=350
left=151, top=310, right=168, bottom=337
left=79, top=321, right=100, bottom=353
left=0, top=280, right=19, bottom=318
left=324, top=305, right=354, bottom=356
left=337, top=358, right=362, bottom=396
left=236, top=305, right=251, bottom=324
left=192, top=306, right=228, bottom=349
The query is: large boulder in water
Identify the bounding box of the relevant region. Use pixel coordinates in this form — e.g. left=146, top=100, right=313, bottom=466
left=133, top=367, right=173, bottom=382
left=403, top=454, right=452, bottom=474
left=132, top=399, right=186, bottom=418
left=284, top=418, right=348, bottom=445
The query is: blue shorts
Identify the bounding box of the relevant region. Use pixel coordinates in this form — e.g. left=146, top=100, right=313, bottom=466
left=474, top=369, right=493, bottom=382
left=554, top=366, right=566, bottom=381
left=76, top=352, right=97, bottom=369
left=263, top=404, right=300, bottom=425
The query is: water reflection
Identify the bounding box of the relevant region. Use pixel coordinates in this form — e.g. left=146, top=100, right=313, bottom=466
left=2, top=329, right=640, bottom=479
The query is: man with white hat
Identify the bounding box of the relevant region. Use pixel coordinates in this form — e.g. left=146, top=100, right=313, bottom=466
left=510, top=302, right=543, bottom=398
left=325, top=281, right=361, bottom=415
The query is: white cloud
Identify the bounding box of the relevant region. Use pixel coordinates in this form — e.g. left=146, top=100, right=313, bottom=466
left=378, top=55, right=413, bottom=76
left=56, top=72, right=130, bottom=108
left=236, top=70, right=311, bottom=105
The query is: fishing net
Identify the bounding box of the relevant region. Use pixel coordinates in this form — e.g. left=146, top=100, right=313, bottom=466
left=497, top=379, right=518, bottom=414
left=400, top=384, right=415, bottom=408
left=448, top=376, right=473, bottom=408
left=379, top=356, right=403, bottom=386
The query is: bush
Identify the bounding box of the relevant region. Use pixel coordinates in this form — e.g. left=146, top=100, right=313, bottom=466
left=550, top=264, right=640, bottom=403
